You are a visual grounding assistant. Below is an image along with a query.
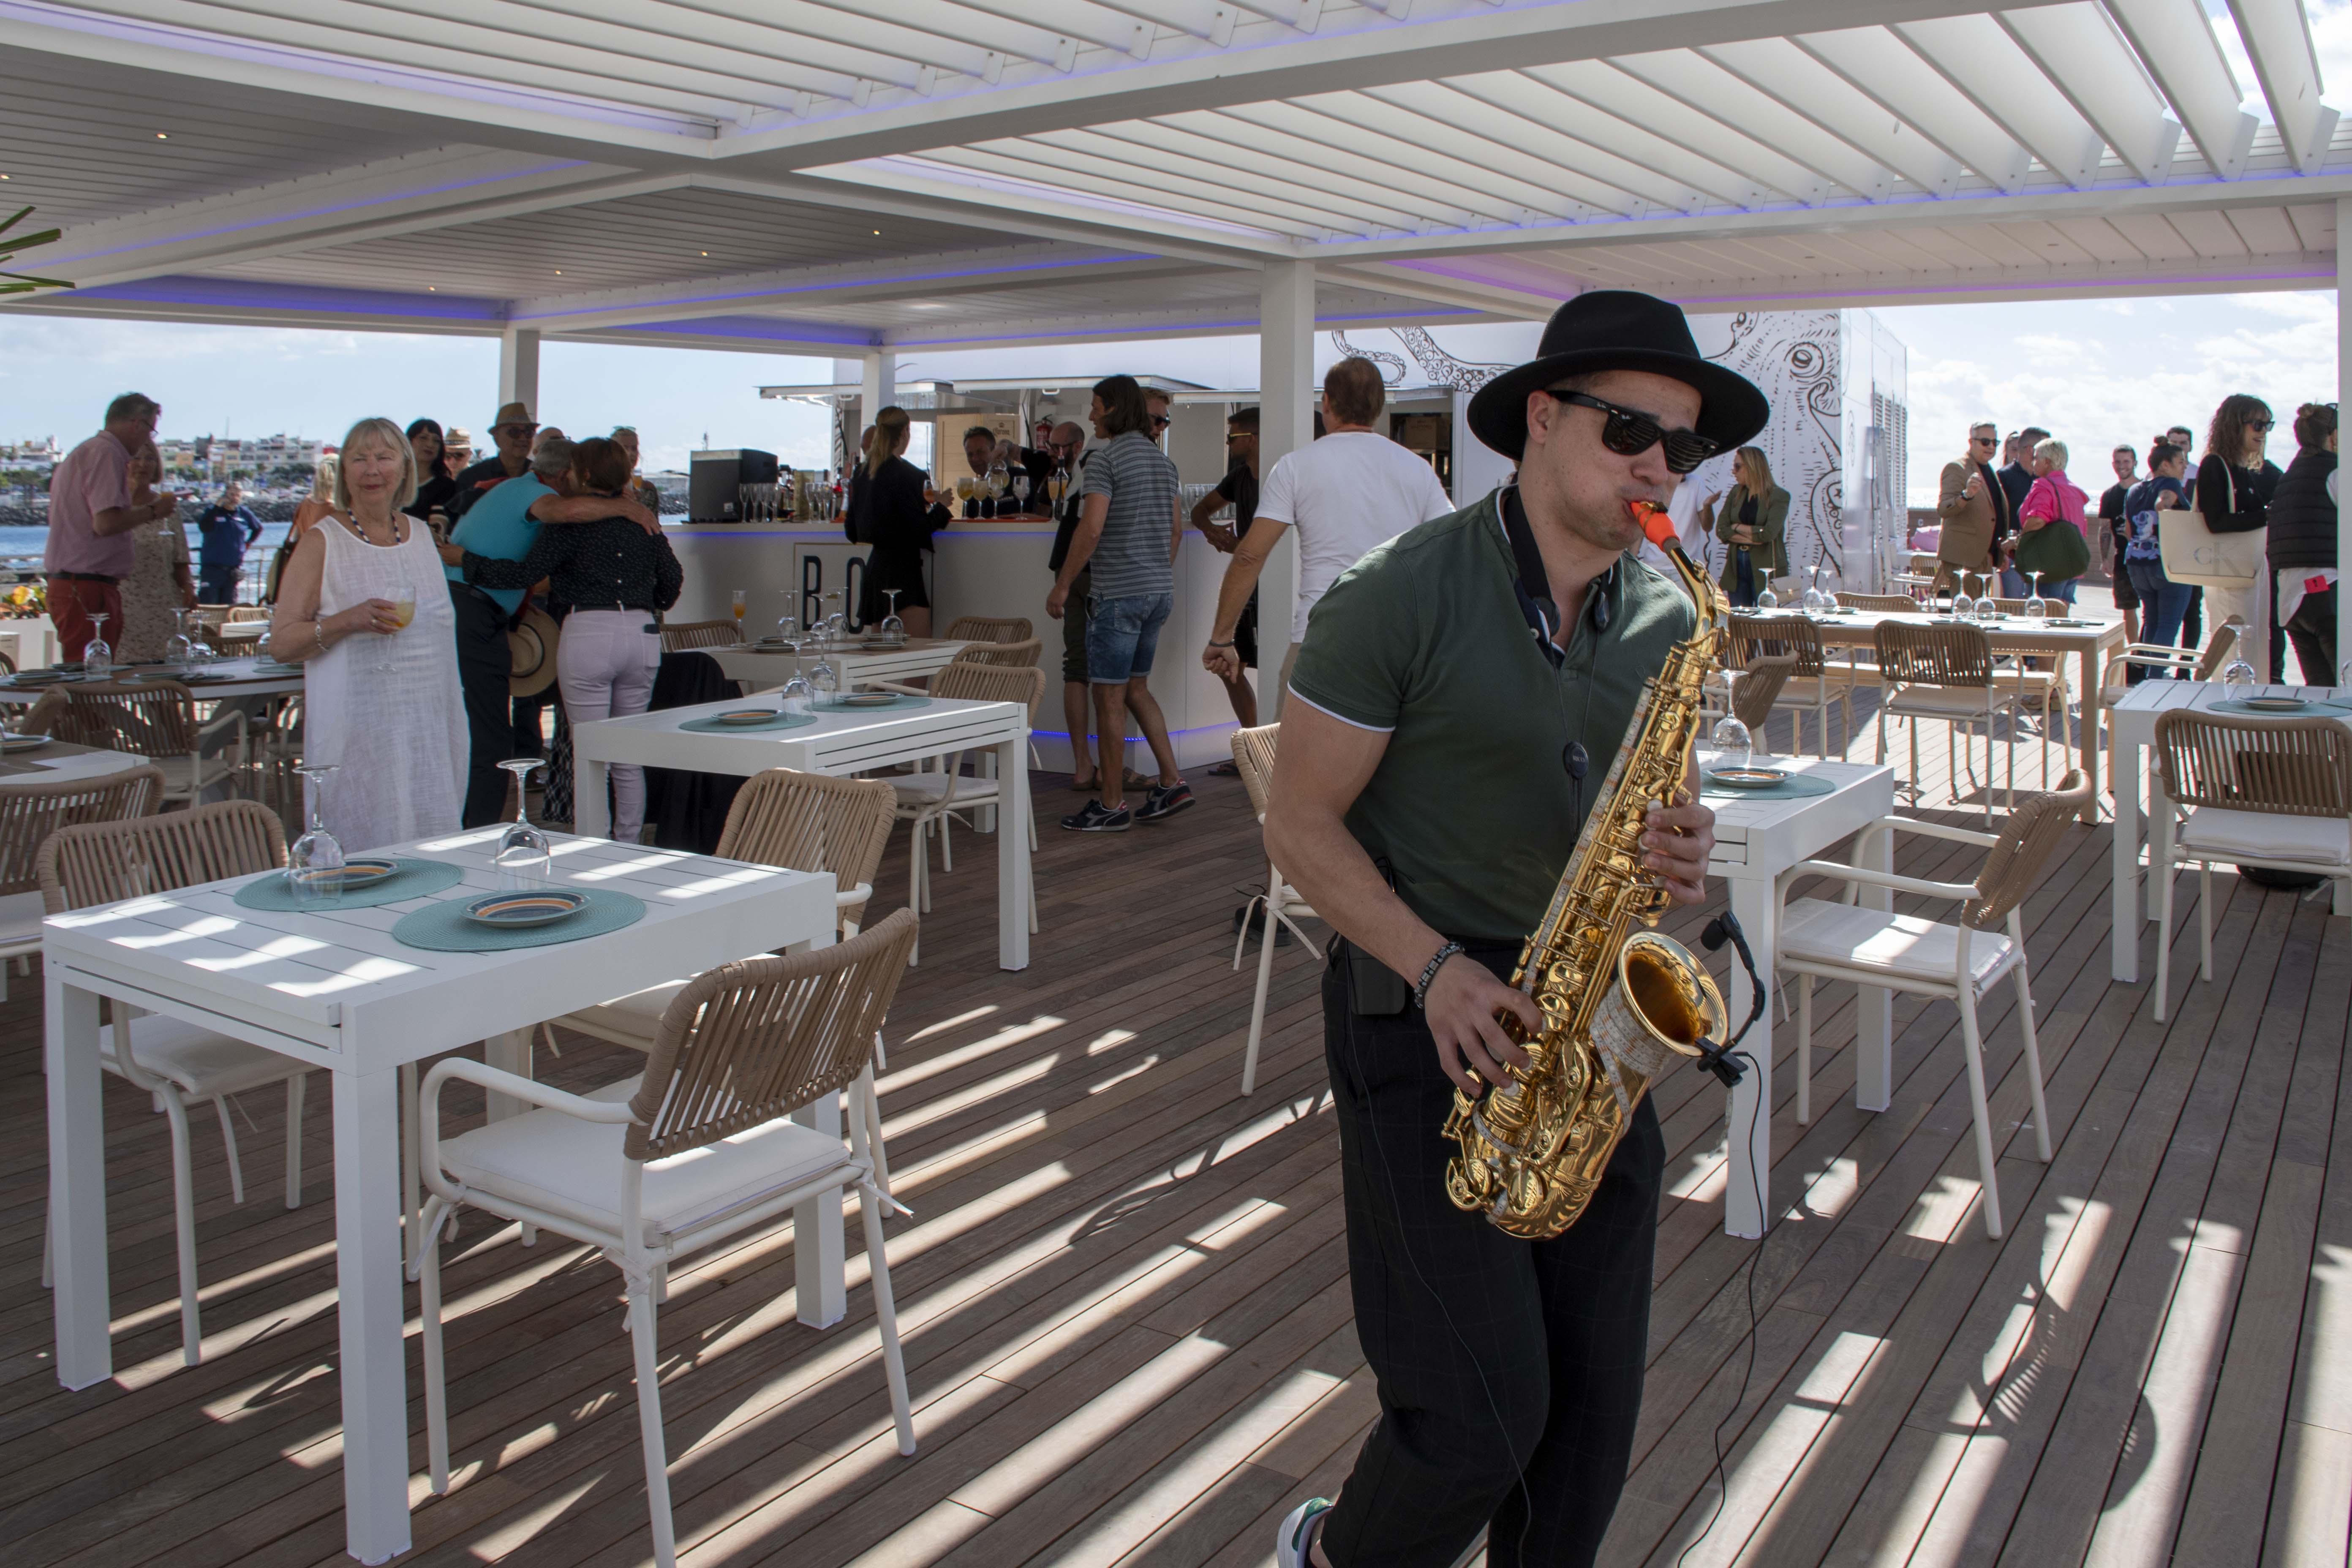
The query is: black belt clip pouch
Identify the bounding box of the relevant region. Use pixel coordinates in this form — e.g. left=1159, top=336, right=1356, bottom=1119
left=1338, top=857, right=1413, bottom=1018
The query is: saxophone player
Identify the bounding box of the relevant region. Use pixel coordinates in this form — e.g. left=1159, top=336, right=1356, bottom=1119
left=1265, top=291, right=1769, bottom=1568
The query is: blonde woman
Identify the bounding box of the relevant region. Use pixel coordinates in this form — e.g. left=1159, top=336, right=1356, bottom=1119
left=1699, top=445, right=1791, bottom=606
left=268, top=417, right=466, bottom=852
left=292, top=454, right=338, bottom=536
left=117, top=441, right=196, bottom=663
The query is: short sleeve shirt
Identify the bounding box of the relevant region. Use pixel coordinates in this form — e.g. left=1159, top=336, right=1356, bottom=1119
left=1213, top=460, right=1258, bottom=528
left=1078, top=431, right=1178, bottom=601
left=45, top=432, right=136, bottom=578
left=444, top=475, right=551, bottom=614
left=1288, top=492, right=1697, bottom=941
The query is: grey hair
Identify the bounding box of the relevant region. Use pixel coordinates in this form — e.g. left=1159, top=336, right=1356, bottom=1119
left=2034, top=437, right=2068, bottom=469
left=531, top=434, right=574, bottom=478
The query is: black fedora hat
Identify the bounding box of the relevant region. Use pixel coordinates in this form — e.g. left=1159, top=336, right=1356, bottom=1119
left=1468, top=290, right=1769, bottom=462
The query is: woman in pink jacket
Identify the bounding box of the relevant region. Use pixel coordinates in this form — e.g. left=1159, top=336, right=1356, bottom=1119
left=2017, top=436, right=2091, bottom=603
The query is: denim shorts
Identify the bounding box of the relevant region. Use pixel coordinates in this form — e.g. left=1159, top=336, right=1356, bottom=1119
left=1086, top=590, right=1173, bottom=685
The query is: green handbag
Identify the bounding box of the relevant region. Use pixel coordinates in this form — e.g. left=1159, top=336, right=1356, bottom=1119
left=2014, top=512, right=2090, bottom=583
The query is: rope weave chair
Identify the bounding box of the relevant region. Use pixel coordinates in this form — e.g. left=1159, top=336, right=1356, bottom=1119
left=2099, top=619, right=2244, bottom=819
left=0, top=765, right=163, bottom=995
left=1229, top=724, right=1321, bottom=1094
left=942, top=615, right=1032, bottom=644
left=1775, top=770, right=2090, bottom=1239
left=1728, top=612, right=1856, bottom=758
left=416, top=910, right=923, bottom=1568
left=660, top=618, right=746, bottom=652
left=2150, top=712, right=2352, bottom=1021
left=949, top=637, right=1043, bottom=670
left=882, top=661, right=1044, bottom=962
left=1836, top=592, right=1918, bottom=613
left=60, top=680, right=247, bottom=808
left=1715, top=653, right=1797, bottom=733
left=36, top=800, right=308, bottom=1364
left=1873, top=620, right=2049, bottom=822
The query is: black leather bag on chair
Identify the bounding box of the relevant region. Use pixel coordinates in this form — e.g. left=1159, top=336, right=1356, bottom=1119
left=640, top=650, right=744, bottom=854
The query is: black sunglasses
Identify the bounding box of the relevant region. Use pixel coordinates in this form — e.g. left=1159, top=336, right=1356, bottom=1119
left=2246, top=418, right=2273, bottom=431
left=1548, top=391, right=1719, bottom=474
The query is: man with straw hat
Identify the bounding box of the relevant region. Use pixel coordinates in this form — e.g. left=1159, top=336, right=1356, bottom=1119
left=1264, top=290, right=1767, bottom=1568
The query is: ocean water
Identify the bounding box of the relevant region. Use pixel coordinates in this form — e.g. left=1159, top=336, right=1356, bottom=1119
left=0, top=522, right=297, bottom=569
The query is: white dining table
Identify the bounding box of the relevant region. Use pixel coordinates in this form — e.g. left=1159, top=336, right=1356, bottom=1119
left=704, top=636, right=971, bottom=694
left=571, top=692, right=1033, bottom=969
left=44, top=829, right=838, bottom=1565
left=2108, top=679, right=2352, bottom=982
left=0, top=654, right=304, bottom=705
left=1702, top=753, right=1900, bottom=1238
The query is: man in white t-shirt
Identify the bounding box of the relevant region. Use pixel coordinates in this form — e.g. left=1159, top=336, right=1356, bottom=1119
left=1201, top=356, right=1454, bottom=715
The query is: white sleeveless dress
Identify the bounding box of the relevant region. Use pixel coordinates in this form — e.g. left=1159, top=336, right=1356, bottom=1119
left=305, top=516, right=468, bottom=853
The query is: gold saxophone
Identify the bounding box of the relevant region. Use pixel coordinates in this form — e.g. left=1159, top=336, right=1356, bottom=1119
left=1442, top=500, right=1731, bottom=1239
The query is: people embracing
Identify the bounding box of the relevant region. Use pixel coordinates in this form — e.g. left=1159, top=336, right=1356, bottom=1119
left=1264, top=290, right=1742, bottom=1568
left=1046, top=374, right=1192, bottom=831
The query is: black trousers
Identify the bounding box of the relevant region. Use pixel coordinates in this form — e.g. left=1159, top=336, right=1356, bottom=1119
left=1320, top=945, right=1662, bottom=1568
left=2284, top=581, right=2338, bottom=688
left=450, top=582, right=516, bottom=828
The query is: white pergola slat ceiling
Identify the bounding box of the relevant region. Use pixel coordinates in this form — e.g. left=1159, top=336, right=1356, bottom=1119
left=0, top=0, right=2342, bottom=349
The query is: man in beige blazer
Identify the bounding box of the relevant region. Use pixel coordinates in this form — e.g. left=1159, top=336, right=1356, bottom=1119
left=1935, top=421, right=2010, bottom=591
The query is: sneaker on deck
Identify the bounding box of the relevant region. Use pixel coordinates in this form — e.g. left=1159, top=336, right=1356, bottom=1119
left=1277, top=1497, right=1333, bottom=1568
left=1133, top=781, right=1194, bottom=822
left=1060, top=798, right=1131, bottom=832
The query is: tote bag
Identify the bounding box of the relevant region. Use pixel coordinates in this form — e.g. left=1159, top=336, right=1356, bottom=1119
left=2159, top=462, right=2263, bottom=588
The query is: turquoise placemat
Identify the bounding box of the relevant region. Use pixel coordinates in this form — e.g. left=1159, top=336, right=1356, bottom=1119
left=1701, top=769, right=1840, bottom=801
left=2211, top=698, right=2352, bottom=717
left=679, top=710, right=817, bottom=734
left=390, top=888, right=645, bottom=952
left=234, top=857, right=464, bottom=912
left=819, top=693, right=931, bottom=712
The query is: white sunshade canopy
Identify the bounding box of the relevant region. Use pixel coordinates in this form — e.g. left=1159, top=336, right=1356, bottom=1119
left=0, top=0, right=2343, bottom=348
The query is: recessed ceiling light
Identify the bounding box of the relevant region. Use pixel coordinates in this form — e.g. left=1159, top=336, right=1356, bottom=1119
left=155, top=132, right=168, bottom=139
left=873, top=229, right=881, bottom=235
left=428, top=286, right=436, bottom=291
left=554, top=270, right=561, bottom=275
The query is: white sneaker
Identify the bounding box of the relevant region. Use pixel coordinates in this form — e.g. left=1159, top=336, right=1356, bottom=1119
left=1277, top=1497, right=1333, bottom=1568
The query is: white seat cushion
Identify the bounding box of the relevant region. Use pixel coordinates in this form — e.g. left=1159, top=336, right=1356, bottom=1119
left=439, top=1073, right=853, bottom=1247
left=888, top=773, right=999, bottom=807
left=0, top=889, right=44, bottom=951
left=110, top=1014, right=310, bottom=1100
left=563, top=979, right=691, bottom=1050
left=2178, top=806, right=2352, bottom=868
left=1779, top=897, right=2016, bottom=989
left=1885, top=685, right=2023, bottom=719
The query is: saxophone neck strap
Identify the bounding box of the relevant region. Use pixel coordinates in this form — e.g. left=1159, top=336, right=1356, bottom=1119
left=1500, top=486, right=1617, bottom=673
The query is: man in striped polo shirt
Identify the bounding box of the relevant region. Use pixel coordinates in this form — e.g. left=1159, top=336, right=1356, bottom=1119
left=1046, top=374, right=1192, bottom=830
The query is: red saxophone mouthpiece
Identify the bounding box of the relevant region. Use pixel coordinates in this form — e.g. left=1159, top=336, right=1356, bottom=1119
left=1628, top=498, right=1676, bottom=549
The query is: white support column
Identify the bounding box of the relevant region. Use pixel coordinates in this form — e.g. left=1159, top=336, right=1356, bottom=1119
left=498, top=327, right=540, bottom=416
left=860, top=351, right=896, bottom=427
left=1259, top=261, right=1315, bottom=718
left=2339, top=198, right=2349, bottom=682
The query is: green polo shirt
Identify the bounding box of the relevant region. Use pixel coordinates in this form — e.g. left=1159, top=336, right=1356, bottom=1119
left=1286, top=493, right=1696, bottom=942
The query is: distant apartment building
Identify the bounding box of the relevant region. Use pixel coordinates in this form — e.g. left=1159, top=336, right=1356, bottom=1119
left=0, top=438, right=61, bottom=476
left=158, top=434, right=326, bottom=486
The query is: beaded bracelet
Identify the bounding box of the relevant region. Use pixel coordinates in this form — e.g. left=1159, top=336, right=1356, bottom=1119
left=1412, top=941, right=1466, bottom=1011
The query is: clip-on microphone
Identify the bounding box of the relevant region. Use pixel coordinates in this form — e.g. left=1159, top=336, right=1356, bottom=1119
left=1693, top=910, right=1767, bottom=1088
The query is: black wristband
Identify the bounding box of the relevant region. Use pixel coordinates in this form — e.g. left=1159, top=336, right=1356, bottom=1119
left=1413, top=942, right=1466, bottom=1011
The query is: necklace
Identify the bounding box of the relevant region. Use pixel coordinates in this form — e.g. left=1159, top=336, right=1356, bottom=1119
left=343, top=509, right=406, bottom=548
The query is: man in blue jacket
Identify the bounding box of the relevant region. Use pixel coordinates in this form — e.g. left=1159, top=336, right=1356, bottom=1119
left=196, top=483, right=263, bottom=604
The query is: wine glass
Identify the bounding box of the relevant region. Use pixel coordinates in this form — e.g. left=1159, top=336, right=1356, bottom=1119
left=163, top=607, right=196, bottom=671
left=1755, top=581, right=1779, bottom=612
left=822, top=588, right=846, bottom=642
left=773, top=611, right=800, bottom=652
left=1949, top=588, right=1974, bottom=621
left=1012, top=471, right=1031, bottom=514
left=289, top=762, right=345, bottom=907
left=1800, top=564, right=1830, bottom=616
left=1710, top=668, right=1753, bottom=774
left=373, top=588, right=413, bottom=673
left=778, top=672, right=814, bottom=718
left=809, top=656, right=840, bottom=706
left=730, top=589, right=747, bottom=631
left=2338, top=659, right=2352, bottom=696
left=879, top=588, right=905, bottom=640
left=83, top=612, right=112, bottom=679
left=493, top=758, right=551, bottom=875
left=2221, top=657, right=2258, bottom=700
left=1975, top=592, right=1998, bottom=624
left=2024, top=570, right=2047, bottom=621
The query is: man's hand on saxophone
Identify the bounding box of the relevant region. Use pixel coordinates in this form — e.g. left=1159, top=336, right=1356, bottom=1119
left=1643, top=759, right=1717, bottom=906
left=1421, top=958, right=1541, bottom=1097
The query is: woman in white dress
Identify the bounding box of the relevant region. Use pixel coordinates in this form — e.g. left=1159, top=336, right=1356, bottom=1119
left=266, top=417, right=467, bottom=853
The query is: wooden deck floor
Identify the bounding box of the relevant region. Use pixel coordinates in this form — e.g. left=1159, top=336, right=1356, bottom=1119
left=1, top=694, right=2346, bottom=1568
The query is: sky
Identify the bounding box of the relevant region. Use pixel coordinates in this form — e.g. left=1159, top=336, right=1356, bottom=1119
left=0, top=0, right=2342, bottom=505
